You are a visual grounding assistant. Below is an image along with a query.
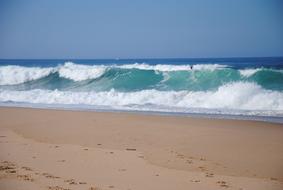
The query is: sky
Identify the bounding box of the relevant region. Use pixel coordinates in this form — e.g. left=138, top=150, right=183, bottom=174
left=0, top=0, right=283, bottom=59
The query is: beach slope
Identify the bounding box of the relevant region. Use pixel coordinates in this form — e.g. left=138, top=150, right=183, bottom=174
left=0, top=107, right=282, bottom=190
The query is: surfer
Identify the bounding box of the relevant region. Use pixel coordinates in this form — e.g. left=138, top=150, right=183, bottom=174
left=190, top=65, right=193, bottom=70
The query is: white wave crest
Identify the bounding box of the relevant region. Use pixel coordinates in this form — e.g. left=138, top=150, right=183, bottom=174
left=178, top=82, right=283, bottom=110
left=0, top=62, right=107, bottom=85
left=239, top=68, right=261, bottom=77
left=0, top=65, right=55, bottom=85
left=119, top=63, right=227, bottom=71
left=58, top=62, right=106, bottom=81
left=0, top=62, right=278, bottom=86
left=239, top=68, right=283, bottom=77
left=119, top=63, right=192, bottom=71
left=192, top=64, right=228, bottom=70
left=0, top=82, right=282, bottom=115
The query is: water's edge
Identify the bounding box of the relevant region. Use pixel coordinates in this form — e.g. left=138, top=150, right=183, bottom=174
left=1, top=103, right=282, bottom=124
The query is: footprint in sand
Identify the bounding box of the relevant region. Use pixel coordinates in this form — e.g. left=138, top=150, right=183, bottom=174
left=217, top=181, right=230, bottom=188
left=1, top=162, right=36, bottom=182
left=126, top=148, right=136, bottom=151
left=270, top=177, right=278, bottom=181
left=0, top=161, right=17, bottom=174
left=186, top=160, right=193, bottom=164
left=17, top=174, right=34, bottom=182
left=0, top=165, right=15, bottom=171
left=198, top=166, right=207, bottom=171
left=205, top=173, right=214, bottom=177
left=190, top=179, right=200, bottom=183
left=21, top=166, right=32, bottom=171
left=48, top=186, right=70, bottom=190
left=42, top=172, right=60, bottom=179
left=64, top=179, right=77, bottom=185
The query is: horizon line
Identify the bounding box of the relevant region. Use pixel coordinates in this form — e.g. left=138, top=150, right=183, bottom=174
left=0, top=56, right=283, bottom=60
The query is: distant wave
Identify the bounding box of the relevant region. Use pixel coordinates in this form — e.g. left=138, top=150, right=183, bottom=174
left=0, top=62, right=106, bottom=85
left=1, top=62, right=283, bottom=92
left=119, top=63, right=227, bottom=71
left=0, top=62, right=229, bottom=85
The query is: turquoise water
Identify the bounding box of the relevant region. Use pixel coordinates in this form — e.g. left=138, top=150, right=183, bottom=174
left=1, top=66, right=283, bottom=92
left=0, top=57, right=283, bottom=118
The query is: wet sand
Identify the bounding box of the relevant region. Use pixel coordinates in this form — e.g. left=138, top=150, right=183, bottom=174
left=0, top=107, right=283, bottom=190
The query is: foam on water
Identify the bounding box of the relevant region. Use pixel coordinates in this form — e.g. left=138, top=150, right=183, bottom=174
left=239, top=68, right=283, bottom=77
left=4, top=62, right=282, bottom=86
left=0, top=82, right=282, bottom=116
left=1, top=60, right=282, bottom=118
left=0, top=62, right=107, bottom=85
left=239, top=68, right=261, bottom=77
left=58, top=62, right=106, bottom=81
left=0, top=62, right=227, bottom=85
left=119, top=63, right=227, bottom=71
left=0, top=65, right=55, bottom=85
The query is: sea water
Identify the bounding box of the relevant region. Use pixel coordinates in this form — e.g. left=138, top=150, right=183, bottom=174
left=0, top=57, right=283, bottom=123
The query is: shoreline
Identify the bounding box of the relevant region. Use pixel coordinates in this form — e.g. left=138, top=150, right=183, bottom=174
left=1, top=104, right=283, bottom=124
left=1, top=107, right=283, bottom=190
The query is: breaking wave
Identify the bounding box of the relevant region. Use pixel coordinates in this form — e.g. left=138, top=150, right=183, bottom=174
left=0, top=82, right=282, bottom=115
left=0, top=61, right=283, bottom=117
left=0, top=62, right=229, bottom=85
left=0, top=62, right=106, bottom=85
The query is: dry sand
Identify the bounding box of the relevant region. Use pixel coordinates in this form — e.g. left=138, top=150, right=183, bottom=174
left=0, top=107, right=282, bottom=190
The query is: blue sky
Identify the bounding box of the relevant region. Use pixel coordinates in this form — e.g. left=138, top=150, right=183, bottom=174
left=0, top=0, right=283, bottom=59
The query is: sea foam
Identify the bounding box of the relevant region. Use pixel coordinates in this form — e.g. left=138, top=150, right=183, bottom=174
left=239, top=68, right=262, bottom=77
left=3, top=61, right=283, bottom=85
left=0, top=82, right=282, bottom=115
left=119, top=63, right=227, bottom=71
left=58, top=62, right=106, bottom=81
left=0, top=62, right=107, bottom=85
left=0, top=65, right=55, bottom=85
left=0, top=62, right=228, bottom=85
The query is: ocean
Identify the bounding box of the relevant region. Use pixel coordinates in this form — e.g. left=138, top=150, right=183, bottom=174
left=0, top=57, right=283, bottom=123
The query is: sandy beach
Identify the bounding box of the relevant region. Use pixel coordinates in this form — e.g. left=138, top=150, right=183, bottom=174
left=0, top=107, right=282, bottom=190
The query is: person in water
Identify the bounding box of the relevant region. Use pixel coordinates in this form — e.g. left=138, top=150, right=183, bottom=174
left=190, top=65, right=193, bottom=70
